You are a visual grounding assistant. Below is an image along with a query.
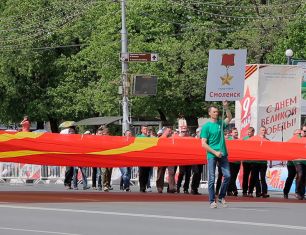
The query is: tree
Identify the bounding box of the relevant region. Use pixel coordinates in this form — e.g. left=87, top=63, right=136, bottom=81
left=0, top=0, right=304, bottom=131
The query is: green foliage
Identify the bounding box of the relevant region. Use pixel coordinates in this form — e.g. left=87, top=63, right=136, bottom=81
left=0, top=0, right=304, bottom=128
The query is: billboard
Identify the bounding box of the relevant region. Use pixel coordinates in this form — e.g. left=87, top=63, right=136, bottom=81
left=236, top=65, right=302, bottom=141
left=292, top=60, right=306, bottom=115
left=206, top=49, right=247, bottom=101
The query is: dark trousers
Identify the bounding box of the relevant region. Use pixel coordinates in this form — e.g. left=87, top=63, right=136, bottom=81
left=248, top=164, right=260, bottom=194
left=242, top=162, right=253, bottom=194
left=191, top=164, right=203, bottom=192
left=283, top=163, right=296, bottom=195
left=295, top=163, right=306, bottom=197
left=92, top=167, right=102, bottom=188
left=256, top=163, right=268, bottom=195
left=228, top=162, right=240, bottom=194
left=177, top=165, right=192, bottom=191
left=64, top=167, right=74, bottom=187
left=139, top=167, right=151, bottom=192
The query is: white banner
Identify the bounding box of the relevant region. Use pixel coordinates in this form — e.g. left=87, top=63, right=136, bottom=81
left=205, top=49, right=247, bottom=101
left=258, top=65, right=302, bottom=141
left=236, top=65, right=302, bottom=141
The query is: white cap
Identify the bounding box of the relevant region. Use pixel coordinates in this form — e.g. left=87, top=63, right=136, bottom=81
left=60, top=128, right=70, bottom=134
left=196, top=127, right=201, bottom=133
left=84, top=130, right=91, bottom=135
left=157, top=129, right=163, bottom=135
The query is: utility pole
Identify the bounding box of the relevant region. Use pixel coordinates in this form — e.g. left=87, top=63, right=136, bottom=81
left=121, top=0, right=130, bottom=135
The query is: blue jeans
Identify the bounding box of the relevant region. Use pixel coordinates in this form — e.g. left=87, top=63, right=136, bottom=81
left=147, top=167, right=153, bottom=188
left=73, top=167, right=88, bottom=189
left=208, top=157, right=230, bottom=203
left=119, top=167, right=131, bottom=189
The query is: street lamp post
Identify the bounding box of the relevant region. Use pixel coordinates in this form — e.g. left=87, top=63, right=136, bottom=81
left=121, top=0, right=130, bottom=135
left=285, top=49, right=293, bottom=65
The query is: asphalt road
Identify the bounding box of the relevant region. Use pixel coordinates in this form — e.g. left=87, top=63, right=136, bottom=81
left=0, top=184, right=305, bottom=235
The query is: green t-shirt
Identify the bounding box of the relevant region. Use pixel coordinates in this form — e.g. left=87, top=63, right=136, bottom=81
left=287, top=161, right=295, bottom=166
left=137, top=133, right=148, bottom=138
left=200, top=120, right=228, bottom=159
left=294, top=160, right=306, bottom=165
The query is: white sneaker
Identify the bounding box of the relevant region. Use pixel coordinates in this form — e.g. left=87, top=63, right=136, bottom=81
left=103, top=186, right=109, bottom=192
left=218, top=198, right=228, bottom=208
left=146, top=187, right=152, bottom=192
left=210, top=202, right=218, bottom=209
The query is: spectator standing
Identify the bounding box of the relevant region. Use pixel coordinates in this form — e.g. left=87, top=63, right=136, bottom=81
left=72, top=130, right=91, bottom=190
left=91, top=128, right=104, bottom=190
left=61, top=126, right=76, bottom=190
left=119, top=130, right=132, bottom=192
left=20, top=116, right=30, bottom=132
left=227, top=127, right=240, bottom=196
left=283, top=129, right=301, bottom=199
left=242, top=127, right=256, bottom=197
left=156, top=127, right=177, bottom=193
left=293, top=125, right=306, bottom=200
left=100, top=127, right=113, bottom=192
left=248, top=127, right=270, bottom=198
left=176, top=127, right=192, bottom=194
left=189, top=125, right=204, bottom=195
left=137, top=126, right=151, bottom=193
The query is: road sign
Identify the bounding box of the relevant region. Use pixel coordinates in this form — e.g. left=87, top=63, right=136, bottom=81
left=120, top=53, right=158, bottom=62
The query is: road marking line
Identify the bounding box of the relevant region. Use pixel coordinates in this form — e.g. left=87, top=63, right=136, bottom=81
left=0, top=205, right=305, bottom=231
left=228, top=207, right=269, bottom=212
left=0, top=226, right=81, bottom=235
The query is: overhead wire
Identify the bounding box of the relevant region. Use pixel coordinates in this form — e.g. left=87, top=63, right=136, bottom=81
left=167, top=0, right=305, bottom=21
left=0, top=0, right=105, bottom=49
left=0, top=0, right=99, bottom=34
left=177, top=0, right=304, bottom=10
left=139, top=12, right=284, bottom=33
left=0, top=0, right=99, bottom=21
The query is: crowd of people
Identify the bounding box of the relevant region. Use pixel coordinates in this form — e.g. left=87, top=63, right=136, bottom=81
left=19, top=112, right=306, bottom=207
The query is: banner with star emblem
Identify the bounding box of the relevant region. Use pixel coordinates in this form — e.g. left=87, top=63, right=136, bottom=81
left=205, top=49, right=247, bottom=101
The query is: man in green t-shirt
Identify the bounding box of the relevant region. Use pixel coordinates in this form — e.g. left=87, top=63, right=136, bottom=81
left=201, top=101, right=232, bottom=208
left=227, top=127, right=240, bottom=196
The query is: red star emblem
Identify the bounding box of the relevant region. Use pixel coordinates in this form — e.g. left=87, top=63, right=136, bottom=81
left=239, top=87, right=256, bottom=138
left=240, top=87, right=255, bottom=120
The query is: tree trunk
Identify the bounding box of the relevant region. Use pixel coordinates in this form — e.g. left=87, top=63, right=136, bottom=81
left=185, top=115, right=199, bottom=133
left=36, top=121, right=44, bottom=130
left=157, top=109, right=168, bottom=125
left=48, top=117, right=59, bottom=133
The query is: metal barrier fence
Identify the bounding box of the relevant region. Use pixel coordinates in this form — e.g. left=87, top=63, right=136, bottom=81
left=1, top=163, right=291, bottom=192
left=0, top=163, right=208, bottom=185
